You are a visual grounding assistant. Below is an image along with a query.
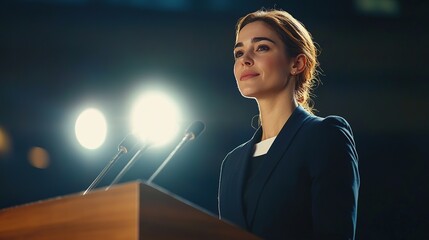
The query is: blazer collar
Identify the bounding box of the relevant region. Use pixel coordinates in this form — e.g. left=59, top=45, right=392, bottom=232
left=239, top=105, right=312, bottom=228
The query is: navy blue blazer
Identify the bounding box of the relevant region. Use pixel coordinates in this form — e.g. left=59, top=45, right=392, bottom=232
left=218, top=106, right=359, bottom=240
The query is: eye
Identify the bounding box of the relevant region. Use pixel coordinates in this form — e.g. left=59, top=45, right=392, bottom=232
left=256, top=45, right=270, bottom=52
left=234, top=50, right=243, bottom=59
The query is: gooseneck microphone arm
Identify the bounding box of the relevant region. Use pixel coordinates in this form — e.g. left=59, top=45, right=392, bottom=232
left=82, top=149, right=125, bottom=195
left=146, top=134, right=191, bottom=184
left=106, top=143, right=151, bottom=190
left=83, top=134, right=138, bottom=195
left=147, top=121, right=205, bottom=185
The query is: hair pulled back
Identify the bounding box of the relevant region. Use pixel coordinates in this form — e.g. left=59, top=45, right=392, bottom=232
left=236, top=9, right=320, bottom=113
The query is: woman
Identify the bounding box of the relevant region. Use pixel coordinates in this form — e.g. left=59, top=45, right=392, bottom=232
left=218, top=9, right=360, bottom=240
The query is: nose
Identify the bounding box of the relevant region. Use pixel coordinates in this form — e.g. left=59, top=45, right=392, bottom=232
left=240, top=52, right=254, bottom=66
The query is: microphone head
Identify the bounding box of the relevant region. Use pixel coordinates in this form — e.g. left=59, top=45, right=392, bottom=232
left=185, top=121, right=205, bottom=140
left=118, top=134, right=139, bottom=153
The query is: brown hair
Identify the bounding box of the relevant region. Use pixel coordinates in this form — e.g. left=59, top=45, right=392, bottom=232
left=236, top=9, right=320, bottom=113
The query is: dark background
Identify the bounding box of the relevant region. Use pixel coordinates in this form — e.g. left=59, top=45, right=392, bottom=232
left=0, top=0, right=428, bottom=239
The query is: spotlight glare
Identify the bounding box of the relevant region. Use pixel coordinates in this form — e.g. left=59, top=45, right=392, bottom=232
left=131, top=91, right=181, bottom=147
left=75, top=108, right=107, bottom=150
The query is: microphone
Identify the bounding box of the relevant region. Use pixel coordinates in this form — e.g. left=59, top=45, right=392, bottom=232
left=82, top=134, right=139, bottom=195
left=146, top=121, right=205, bottom=184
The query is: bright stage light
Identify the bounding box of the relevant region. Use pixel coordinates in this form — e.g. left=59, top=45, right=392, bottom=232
left=131, top=91, right=181, bottom=147
left=75, top=108, right=107, bottom=149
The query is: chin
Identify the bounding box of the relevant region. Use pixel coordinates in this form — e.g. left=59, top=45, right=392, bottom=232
left=238, top=88, right=255, bottom=98
left=240, top=92, right=258, bottom=100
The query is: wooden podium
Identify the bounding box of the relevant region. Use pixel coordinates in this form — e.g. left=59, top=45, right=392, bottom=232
left=0, top=181, right=259, bottom=239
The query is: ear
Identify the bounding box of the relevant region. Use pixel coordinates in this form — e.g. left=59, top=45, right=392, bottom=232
left=290, top=54, right=307, bottom=75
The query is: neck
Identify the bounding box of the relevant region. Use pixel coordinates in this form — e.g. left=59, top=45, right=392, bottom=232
left=256, top=93, right=297, bottom=141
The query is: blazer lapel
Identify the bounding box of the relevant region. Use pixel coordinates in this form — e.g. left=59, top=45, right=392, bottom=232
left=246, top=106, right=312, bottom=228
left=225, top=129, right=261, bottom=229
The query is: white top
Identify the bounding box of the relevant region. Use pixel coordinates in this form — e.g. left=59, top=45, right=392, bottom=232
left=253, top=136, right=276, bottom=157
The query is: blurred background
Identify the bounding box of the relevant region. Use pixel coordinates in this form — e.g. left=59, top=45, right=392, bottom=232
left=0, top=0, right=428, bottom=239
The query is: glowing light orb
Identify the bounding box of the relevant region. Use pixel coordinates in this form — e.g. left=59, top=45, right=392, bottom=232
left=28, top=147, right=50, bottom=169
left=0, top=127, right=11, bottom=156
left=131, top=91, right=181, bottom=147
left=75, top=108, right=107, bottom=149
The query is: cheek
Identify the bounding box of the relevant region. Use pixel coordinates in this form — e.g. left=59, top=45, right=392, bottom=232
left=263, top=57, right=281, bottom=71
left=263, top=56, right=289, bottom=78
left=233, top=62, right=240, bottom=81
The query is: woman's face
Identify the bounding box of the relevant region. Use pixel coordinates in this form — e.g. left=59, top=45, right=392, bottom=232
left=233, top=21, right=293, bottom=99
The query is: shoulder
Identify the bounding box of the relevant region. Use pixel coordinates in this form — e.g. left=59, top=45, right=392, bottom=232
left=304, top=114, right=352, bottom=131
left=301, top=115, right=355, bottom=145
left=302, top=115, right=359, bottom=174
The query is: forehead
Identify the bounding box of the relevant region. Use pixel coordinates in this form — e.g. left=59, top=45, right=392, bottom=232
left=235, top=21, right=280, bottom=44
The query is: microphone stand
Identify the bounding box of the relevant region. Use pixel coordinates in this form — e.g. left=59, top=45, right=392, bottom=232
left=83, top=146, right=128, bottom=195
left=105, top=121, right=204, bottom=189
left=146, top=133, right=193, bottom=185
left=105, top=143, right=151, bottom=190
left=82, top=134, right=138, bottom=195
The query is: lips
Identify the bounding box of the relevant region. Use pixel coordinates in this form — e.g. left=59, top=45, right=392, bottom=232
left=240, top=71, right=260, bottom=81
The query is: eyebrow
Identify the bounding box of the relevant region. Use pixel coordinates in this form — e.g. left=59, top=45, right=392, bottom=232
left=234, top=37, right=276, bottom=49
